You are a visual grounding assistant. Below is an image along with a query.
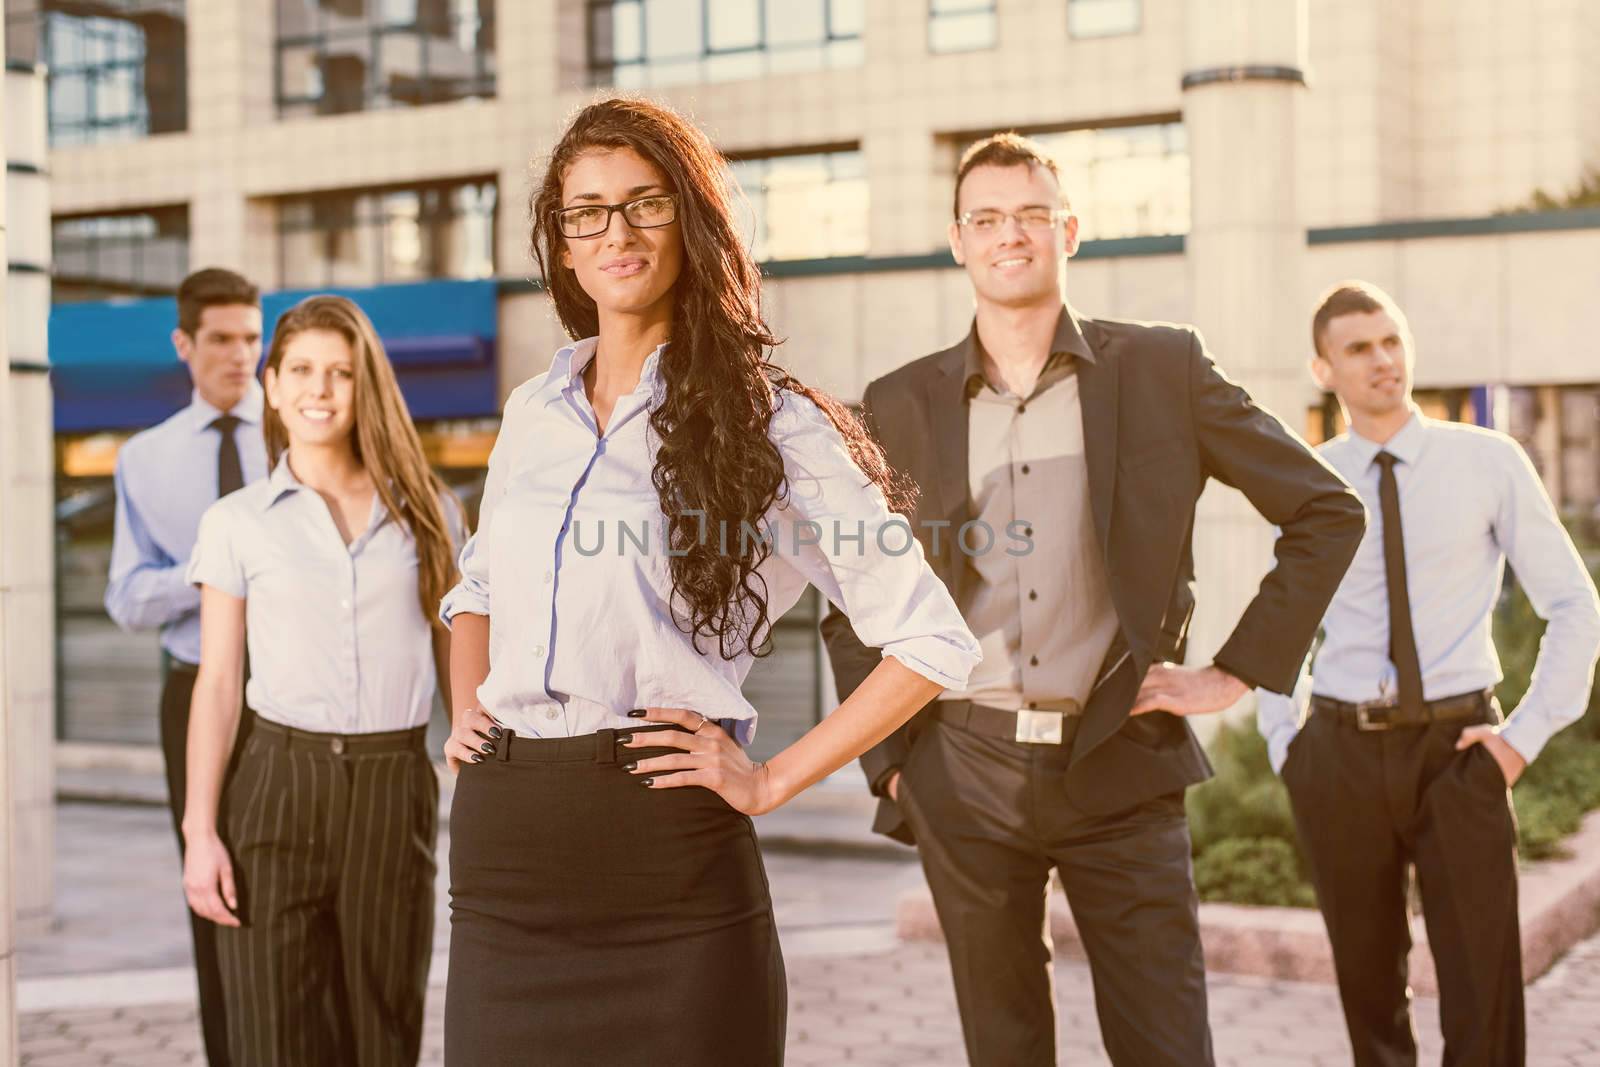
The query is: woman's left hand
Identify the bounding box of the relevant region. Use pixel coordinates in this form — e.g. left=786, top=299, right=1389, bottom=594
left=623, top=707, right=781, bottom=816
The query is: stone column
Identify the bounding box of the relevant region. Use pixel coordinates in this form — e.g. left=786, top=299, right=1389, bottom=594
left=5, top=53, right=55, bottom=940
left=1181, top=2, right=1310, bottom=694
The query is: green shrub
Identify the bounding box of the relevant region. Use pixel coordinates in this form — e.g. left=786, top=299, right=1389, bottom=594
left=1192, top=837, right=1317, bottom=908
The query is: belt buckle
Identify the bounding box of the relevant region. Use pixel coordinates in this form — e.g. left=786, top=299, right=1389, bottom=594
left=1015, top=708, right=1065, bottom=745
left=1354, top=700, right=1398, bottom=731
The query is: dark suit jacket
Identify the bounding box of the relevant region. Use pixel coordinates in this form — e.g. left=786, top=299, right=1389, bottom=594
left=820, top=311, right=1366, bottom=843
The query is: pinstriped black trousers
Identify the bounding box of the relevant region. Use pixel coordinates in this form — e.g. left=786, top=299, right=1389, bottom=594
left=216, top=719, right=439, bottom=1067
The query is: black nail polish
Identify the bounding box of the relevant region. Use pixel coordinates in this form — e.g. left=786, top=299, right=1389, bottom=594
left=623, top=762, right=637, bottom=771
left=488, top=726, right=503, bottom=739
left=641, top=777, right=654, bottom=787
left=480, top=742, right=495, bottom=755
left=471, top=753, right=483, bottom=764
left=627, top=709, right=647, bottom=718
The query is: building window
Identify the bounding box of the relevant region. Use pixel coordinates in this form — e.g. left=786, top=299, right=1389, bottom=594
left=588, top=0, right=864, bottom=89
left=276, top=0, right=496, bottom=118
left=278, top=178, right=497, bottom=289
left=1033, top=121, right=1187, bottom=239
left=7, top=1, right=189, bottom=146
left=728, top=149, right=868, bottom=262
left=52, top=206, right=190, bottom=302
left=1068, top=0, right=1139, bottom=38
left=929, top=0, right=996, bottom=54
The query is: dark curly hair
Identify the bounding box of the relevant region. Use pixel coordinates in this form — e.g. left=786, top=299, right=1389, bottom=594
left=530, top=97, right=914, bottom=660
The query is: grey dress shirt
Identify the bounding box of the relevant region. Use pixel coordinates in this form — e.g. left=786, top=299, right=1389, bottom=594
left=945, top=308, right=1120, bottom=711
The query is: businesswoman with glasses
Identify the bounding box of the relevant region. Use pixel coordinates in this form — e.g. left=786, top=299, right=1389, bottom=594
left=182, top=295, right=464, bottom=1066
left=439, top=97, right=980, bottom=1065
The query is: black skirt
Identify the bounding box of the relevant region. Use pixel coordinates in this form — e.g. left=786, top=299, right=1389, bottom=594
left=444, top=725, right=786, bottom=1066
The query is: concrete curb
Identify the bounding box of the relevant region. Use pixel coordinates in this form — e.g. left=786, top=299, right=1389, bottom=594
left=897, top=808, right=1600, bottom=993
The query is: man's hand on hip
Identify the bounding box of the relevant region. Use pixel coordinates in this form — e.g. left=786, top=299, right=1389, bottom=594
left=1131, top=663, right=1248, bottom=717
left=1456, top=725, right=1527, bottom=787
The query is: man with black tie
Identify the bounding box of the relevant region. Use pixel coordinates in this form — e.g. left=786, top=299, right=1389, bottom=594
left=105, top=267, right=267, bottom=1065
left=1258, top=281, right=1600, bottom=1066
left=820, top=133, right=1366, bottom=1066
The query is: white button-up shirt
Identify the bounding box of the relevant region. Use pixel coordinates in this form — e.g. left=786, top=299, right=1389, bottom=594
left=188, top=453, right=465, bottom=734
left=440, top=338, right=981, bottom=744
left=1258, top=413, right=1600, bottom=771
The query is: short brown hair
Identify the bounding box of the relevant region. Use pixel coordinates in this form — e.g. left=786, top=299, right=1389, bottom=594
left=176, top=267, right=259, bottom=336
left=1310, top=280, right=1409, bottom=359
left=953, top=132, right=1068, bottom=218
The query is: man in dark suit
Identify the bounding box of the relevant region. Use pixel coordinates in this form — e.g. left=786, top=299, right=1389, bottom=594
left=821, top=133, right=1366, bottom=1067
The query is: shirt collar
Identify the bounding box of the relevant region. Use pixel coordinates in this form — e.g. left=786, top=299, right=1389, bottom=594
left=536, top=336, right=669, bottom=407
left=962, top=304, right=1094, bottom=399
left=262, top=452, right=303, bottom=510
left=1347, top=409, right=1428, bottom=470
left=189, top=380, right=265, bottom=433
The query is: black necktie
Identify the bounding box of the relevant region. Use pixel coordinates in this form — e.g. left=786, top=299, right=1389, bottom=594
left=212, top=414, right=244, bottom=498
left=1374, top=451, right=1424, bottom=713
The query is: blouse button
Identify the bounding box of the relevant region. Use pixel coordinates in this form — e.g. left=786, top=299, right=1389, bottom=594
left=533, top=644, right=546, bottom=658
left=543, top=569, right=554, bottom=584
left=544, top=707, right=561, bottom=721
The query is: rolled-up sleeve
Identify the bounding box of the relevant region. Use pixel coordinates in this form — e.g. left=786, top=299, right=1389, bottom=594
left=768, top=392, right=980, bottom=690
left=185, top=502, right=246, bottom=599
left=439, top=387, right=524, bottom=627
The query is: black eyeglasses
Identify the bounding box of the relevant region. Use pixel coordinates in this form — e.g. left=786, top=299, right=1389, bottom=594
left=555, top=194, right=678, bottom=239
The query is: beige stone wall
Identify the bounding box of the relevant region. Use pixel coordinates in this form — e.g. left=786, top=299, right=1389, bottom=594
left=46, top=1, right=1600, bottom=273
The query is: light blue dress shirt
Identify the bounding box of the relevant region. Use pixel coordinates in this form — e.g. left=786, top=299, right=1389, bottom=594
left=440, top=337, right=982, bottom=745
left=105, top=385, right=270, bottom=665
left=1258, top=413, right=1600, bottom=772
left=187, top=453, right=466, bottom=733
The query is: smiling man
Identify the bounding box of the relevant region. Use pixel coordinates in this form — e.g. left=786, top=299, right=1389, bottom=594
left=105, top=266, right=267, bottom=1067
left=1258, top=281, right=1600, bottom=1067
left=821, top=133, right=1366, bottom=1066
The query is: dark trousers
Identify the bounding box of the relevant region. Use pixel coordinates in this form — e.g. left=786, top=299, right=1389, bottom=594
left=1282, top=701, right=1523, bottom=1067
left=217, top=721, right=438, bottom=1067
left=160, top=665, right=254, bottom=1067
left=899, top=717, right=1212, bottom=1067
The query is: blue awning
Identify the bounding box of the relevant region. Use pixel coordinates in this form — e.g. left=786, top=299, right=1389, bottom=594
left=49, top=278, right=500, bottom=433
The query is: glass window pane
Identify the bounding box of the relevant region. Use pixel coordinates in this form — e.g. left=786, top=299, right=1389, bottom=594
left=644, top=0, right=703, bottom=62
left=707, top=0, right=760, bottom=52
left=765, top=0, right=822, bottom=46
left=276, top=0, right=495, bottom=113
left=1034, top=122, right=1188, bottom=239
left=730, top=149, right=867, bottom=261
left=929, top=10, right=997, bottom=53
left=828, top=0, right=864, bottom=38
left=1068, top=0, right=1141, bottom=38
left=279, top=43, right=324, bottom=100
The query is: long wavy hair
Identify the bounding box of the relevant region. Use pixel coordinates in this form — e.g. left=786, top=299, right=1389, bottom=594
left=262, top=295, right=461, bottom=630
left=530, top=97, right=914, bottom=659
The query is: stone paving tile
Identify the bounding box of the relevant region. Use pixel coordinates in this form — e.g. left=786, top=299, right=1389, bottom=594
left=23, top=935, right=1600, bottom=1065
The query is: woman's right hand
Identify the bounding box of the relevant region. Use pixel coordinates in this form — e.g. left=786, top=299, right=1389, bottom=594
left=445, top=704, right=502, bottom=773
left=182, top=830, right=241, bottom=928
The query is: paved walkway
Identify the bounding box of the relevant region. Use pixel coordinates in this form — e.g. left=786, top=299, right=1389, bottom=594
left=19, top=803, right=1600, bottom=1064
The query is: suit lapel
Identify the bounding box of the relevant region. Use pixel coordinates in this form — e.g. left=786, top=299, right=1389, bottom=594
left=924, top=344, right=970, bottom=599
left=1076, top=318, right=1118, bottom=558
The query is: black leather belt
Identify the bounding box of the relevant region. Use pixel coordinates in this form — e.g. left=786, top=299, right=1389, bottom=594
left=1311, top=688, right=1494, bottom=732
left=933, top=699, right=1084, bottom=745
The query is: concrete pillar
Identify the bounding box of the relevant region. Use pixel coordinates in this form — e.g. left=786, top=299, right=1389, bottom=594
left=1181, top=2, right=1310, bottom=687
left=186, top=0, right=275, bottom=274
left=1, top=29, right=23, bottom=1064
left=5, top=53, right=55, bottom=942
